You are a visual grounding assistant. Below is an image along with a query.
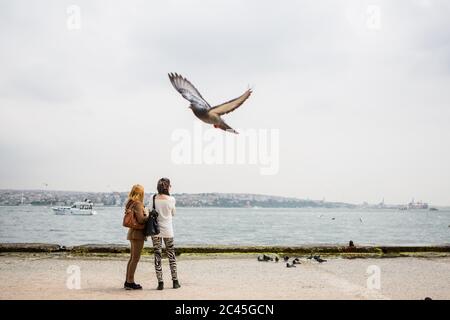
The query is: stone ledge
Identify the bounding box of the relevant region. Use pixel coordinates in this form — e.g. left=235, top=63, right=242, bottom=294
left=1, top=243, right=449, bottom=255
left=0, top=243, right=63, bottom=252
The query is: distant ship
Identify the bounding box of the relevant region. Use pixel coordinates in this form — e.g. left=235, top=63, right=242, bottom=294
left=52, top=199, right=96, bottom=216
left=407, top=198, right=429, bottom=210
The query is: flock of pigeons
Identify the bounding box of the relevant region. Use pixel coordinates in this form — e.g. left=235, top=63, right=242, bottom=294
left=257, top=241, right=355, bottom=267
left=257, top=253, right=327, bottom=268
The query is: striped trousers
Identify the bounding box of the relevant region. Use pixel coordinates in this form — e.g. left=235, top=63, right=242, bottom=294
left=151, top=236, right=178, bottom=282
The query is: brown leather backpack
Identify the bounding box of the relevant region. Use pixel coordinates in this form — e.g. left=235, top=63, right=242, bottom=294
left=123, top=201, right=145, bottom=230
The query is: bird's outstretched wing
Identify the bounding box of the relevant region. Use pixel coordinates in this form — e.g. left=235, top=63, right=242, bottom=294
left=209, top=89, right=252, bottom=116
left=168, top=73, right=211, bottom=109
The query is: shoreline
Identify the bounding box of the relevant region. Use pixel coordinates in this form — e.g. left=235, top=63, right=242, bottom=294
left=2, top=204, right=450, bottom=209
left=1, top=243, right=450, bottom=258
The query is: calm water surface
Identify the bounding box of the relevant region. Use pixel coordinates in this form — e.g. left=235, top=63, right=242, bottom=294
left=0, top=206, right=449, bottom=246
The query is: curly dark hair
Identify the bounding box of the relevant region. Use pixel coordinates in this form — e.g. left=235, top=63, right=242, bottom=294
left=157, top=178, right=171, bottom=195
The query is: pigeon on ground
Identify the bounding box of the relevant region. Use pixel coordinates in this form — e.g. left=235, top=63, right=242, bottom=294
left=168, top=73, right=252, bottom=134
left=307, top=253, right=314, bottom=260
left=292, top=258, right=301, bottom=265
left=286, top=262, right=296, bottom=268
left=257, top=254, right=272, bottom=262
left=283, top=256, right=290, bottom=262
left=275, top=256, right=279, bottom=262
left=314, top=255, right=327, bottom=263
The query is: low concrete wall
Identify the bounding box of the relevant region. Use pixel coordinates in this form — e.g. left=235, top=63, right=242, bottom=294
left=0, top=243, right=63, bottom=253
left=1, top=243, right=450, bottom=255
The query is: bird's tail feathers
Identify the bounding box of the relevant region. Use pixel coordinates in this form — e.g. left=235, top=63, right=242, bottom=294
left=217, top=121, right=238, bottom=134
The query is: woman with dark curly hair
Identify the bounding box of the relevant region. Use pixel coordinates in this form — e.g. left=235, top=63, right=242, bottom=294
left=151, top=177, right=180, bottom=290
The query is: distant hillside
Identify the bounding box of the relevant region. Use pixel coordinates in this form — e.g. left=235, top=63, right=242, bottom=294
left=174, top=193, right=355, bottom=208
left=0, top=189, right=356, bottom=208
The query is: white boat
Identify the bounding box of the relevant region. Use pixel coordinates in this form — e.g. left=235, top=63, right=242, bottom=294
left=53, top=200, right=96, bottom=216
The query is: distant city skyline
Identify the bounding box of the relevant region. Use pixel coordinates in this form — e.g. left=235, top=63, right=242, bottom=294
left=1, top=1, right=450, bottom=205
left=0, top=189, right=437, bottom=209
left=0, top=188, right=438, bottom=208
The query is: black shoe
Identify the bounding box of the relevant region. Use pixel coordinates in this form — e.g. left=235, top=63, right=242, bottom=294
left=124, top=281, right=142, bottom=290
left=173, top=280, right=181, bottom=289
left=157, top=281, right=164, bottom=290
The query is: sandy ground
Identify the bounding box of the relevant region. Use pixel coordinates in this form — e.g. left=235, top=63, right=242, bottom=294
left=0, top=253, right=449, bottom=300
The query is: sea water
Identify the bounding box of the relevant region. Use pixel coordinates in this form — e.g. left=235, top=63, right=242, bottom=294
left=0, top=206, right=449, bottom=246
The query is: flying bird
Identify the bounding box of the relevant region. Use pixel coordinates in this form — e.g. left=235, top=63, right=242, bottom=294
left=168, top=73, right=252, bottom=134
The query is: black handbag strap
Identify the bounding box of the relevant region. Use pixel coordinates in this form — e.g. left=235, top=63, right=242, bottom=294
left=152, top=194, right=156, bottom=210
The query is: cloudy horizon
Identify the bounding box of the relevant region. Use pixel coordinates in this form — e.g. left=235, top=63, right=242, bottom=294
left=1, top=0, right=450, bottom=205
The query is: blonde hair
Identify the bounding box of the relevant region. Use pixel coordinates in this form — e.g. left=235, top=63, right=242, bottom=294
left=128, top=184, right=144, bottom=203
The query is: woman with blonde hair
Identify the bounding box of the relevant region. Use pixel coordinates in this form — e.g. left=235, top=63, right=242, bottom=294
left=124, top=184, right=148, bottom=290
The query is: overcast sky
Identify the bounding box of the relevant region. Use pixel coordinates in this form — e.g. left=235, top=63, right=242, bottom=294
left=1, top=0, right=449, bottom=205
